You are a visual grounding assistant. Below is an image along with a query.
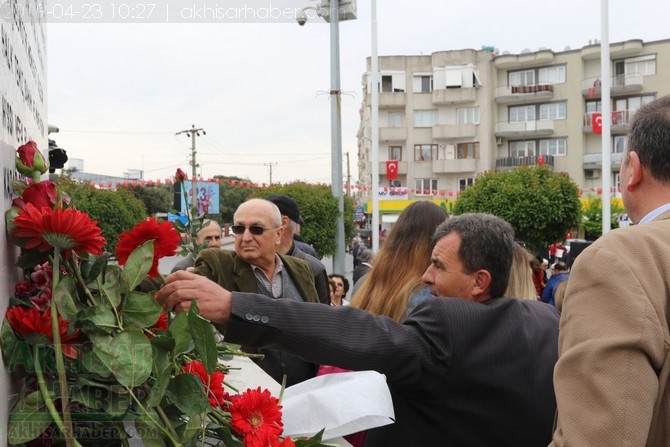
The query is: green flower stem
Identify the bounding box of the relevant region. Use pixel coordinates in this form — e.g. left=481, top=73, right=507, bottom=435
left=50, top=251, right=74, bottom=447
left=69, top=258, right=97, bottom=306
left=126, top=387, right=181, bottom=447
left=33, top=348, right=84, bottom=447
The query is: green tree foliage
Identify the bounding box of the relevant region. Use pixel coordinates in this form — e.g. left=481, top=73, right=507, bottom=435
left=454, top=166, right=582, bottom=254
left=127, top=185, right=172, bottom=216
left=58, top=178, right=147, bottom=252
left=216, top=176, right=256, bottom=223
left=252, top=182, right=355, bottom=258
left=580, top=196, right=626, bottom=240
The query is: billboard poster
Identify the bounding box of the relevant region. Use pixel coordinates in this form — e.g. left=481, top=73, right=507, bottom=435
left=180, top=181, right=220, bottom=215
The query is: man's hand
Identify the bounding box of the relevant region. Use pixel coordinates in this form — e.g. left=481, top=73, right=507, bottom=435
left=155, top=270, right=232, bottom=324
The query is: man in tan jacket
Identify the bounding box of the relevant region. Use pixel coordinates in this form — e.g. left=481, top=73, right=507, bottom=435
left=550, top=95, right=670, bottom=446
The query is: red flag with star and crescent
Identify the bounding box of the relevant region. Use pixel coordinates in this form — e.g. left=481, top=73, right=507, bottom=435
left=386, top=160, right=399, bottom=180
left=592, top=113, right=603, bottom=134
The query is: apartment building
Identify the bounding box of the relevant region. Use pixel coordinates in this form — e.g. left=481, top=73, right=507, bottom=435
left=356, top=39, right=670, bottom=222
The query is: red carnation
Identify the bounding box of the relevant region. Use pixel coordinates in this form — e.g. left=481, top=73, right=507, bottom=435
left=230, top=387, right=284, bottom=447
left=182, top=360, right=227, bottom=408
left=15, top=280, right=37, bottom=298
left=115, top=218, right=181, bottom=278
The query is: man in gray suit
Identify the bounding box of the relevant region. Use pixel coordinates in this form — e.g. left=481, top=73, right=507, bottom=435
left=550, top=95, right=670, bottom=446
left=158, top=213, right=559, bottom=446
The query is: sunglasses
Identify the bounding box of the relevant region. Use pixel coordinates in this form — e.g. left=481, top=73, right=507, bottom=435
left=231, top=225, right=278, bottom=236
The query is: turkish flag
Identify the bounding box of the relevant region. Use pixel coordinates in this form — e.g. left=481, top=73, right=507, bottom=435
left=386, top=160, right=399, bottom=180
left=592, top=113, right=602, bottom=134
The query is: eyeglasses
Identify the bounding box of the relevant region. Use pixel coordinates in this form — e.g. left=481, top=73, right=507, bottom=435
left=231, top=224, right=279, bottom=236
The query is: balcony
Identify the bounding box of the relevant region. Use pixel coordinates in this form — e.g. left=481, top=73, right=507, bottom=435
left=581, top=39, right=643, bottom=60
left=493, top=49, right=555, bottom=69
left=378, top=91, right=406, bottom=109
left=495, top=120, right=555, bottom=138
left=582, top=111, right=630, bottom=135
left=583, top=152, right=623, bottom=169
left=495, top=155, right=555, bottom=170
left=432, top=158, right=478, bottom=174
left=378, top=160, right=408, bottom=176
left=432, top=123, right=476, bottom=140
left=582, top=73, right=644, bottom=98
left=379, top=127, right=407, bottom=141
left=432, top=87, right=477, bottom=105
left=494, top=84, right=554, bottom=104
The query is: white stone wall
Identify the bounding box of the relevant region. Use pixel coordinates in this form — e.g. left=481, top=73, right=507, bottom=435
left=1, top=3, right=48, bottom=445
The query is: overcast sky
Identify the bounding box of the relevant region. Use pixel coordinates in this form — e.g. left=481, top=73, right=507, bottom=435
left=47, top=0, right=667, bottom=185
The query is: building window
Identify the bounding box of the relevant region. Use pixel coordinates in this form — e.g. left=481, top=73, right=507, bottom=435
left=539, top=102, right=567, bottom=120
left=458, top=178, right=475, bottom=191
left=510, top=141, right=537, bottom=157
left=414, top=144, right=438, bottom=161
left=388, top=111, right=404, bottom=127
left=415, top=178, right=437, bottom=195
left=509, top=69, right=535, bottom=86
left=414, top=109, right=437, bottom=127
left=457, top=142, right=479, bottom=159
left=538, top=66, right=566, bottom=84
left=390, top=180, right=402, bottom=187
left=413, top=75, right=433, bottom=93
left=457, top=107, right=480, bottom=124
left=539, top=138, right=567, bottom=156
left=613, top=136, right=626, bottom=154
left=380, top=73, right=406, bottom=92
left=389, top=146, right=402, bottom=160
left=623, top=54, right=657, bottom=76
left=509, top=105, right=536, bottom=122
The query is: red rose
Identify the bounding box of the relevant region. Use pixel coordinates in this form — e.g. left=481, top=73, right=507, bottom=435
left=16, top=141, right=49, bottom=178
left=21, top=181, right=58, bottom=209
left=15, top=280, right=37, bottom=298
left=175, top=168, right=187, bottom=183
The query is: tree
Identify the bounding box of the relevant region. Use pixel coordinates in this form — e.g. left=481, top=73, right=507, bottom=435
left=252, top=182, right=355, bottom=258
left=216, top=176, right=256, bottom=223
left=127, top=184, right=172, bottom=216
left=58, top=178, right=147, bottom=252
left=580, top=196, right=626, bottom=240
left=454, top=166, right=581, bottom=254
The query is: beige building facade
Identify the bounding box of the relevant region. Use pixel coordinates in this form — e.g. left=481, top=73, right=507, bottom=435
left=356, top=39, right=670, bottom=217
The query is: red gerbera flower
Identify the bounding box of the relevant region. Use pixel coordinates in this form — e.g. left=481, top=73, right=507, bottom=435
left=5, top=306, right=79, bottom=358
left=115, top=218, right=181, bottom=278
left=182, top=360, right=227, bottom=408
left=278, top=437, right=296, bottom=447
left=151, top=312, right=169, bottom=331
left=230, top=387, right=284, bottom=447
left=11, top=204, right=106, bottom=258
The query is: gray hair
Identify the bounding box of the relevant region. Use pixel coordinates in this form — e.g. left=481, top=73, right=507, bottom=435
left=432, top=213, right=515, bottom=298
left=358, top=248, right=374, bottom=263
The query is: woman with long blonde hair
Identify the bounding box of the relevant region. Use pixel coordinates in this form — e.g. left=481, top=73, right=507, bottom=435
left=350, top=201, right=448, bottom=322
left=505, top=244, right=539, bottom=300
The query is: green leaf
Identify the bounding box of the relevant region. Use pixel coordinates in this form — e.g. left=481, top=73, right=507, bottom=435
left=7, top=391, right=52, bottom=444
left=77, top=306, right=119, bottom=334
left=103, top=329, right=153, bottom=387
left=164, top=373, right=209, bottom=415
left=135, top=410, right=167, bottom=447
left=181, top=412, right=203, bottom=444
left=188, top=301, right=218, bottom=374
left=0, top=319, right=19, bottom=366
left=102, top=265, right=124, bottom=308
left=169, top=312, right=193, bottom=355
left=80, top=335, right=114, bottom=377
left=53, top=275, right=81, bottom=321
left=146, top=344, right=172, bottom=408
left=121, top=291, right=163, bottom=329
left=123, top=240, right=155, bottom=290
left=84, top=252, right=112, bottom=283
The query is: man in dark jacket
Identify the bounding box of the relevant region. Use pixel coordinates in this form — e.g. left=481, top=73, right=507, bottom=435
left=158, top=214, right=560, bottom=446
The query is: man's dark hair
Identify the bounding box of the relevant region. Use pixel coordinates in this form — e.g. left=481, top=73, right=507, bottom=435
left=432, top=213, right=515, bottom=298
left=553, top=261, right=568, bottom=272
left=626, top=95, right=670, bottom=182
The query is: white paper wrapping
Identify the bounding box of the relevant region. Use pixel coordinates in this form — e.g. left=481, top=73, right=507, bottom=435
left=281, top=370, right=395, bottom=440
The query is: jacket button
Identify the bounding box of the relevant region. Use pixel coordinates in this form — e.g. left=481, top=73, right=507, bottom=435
left=252, top=314, right=261, bottom=322
left=245, top=313, right=253, bottom=321
left=261, top=316, right=269, bottom=324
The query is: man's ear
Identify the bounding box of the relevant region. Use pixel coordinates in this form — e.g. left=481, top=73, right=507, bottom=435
left=471, top=269, right=492, bottom=302
left=626, top=151, right=643, bottom=191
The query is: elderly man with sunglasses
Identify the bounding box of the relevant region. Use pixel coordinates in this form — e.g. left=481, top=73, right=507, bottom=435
left=192, top=198, right=321, bottom=387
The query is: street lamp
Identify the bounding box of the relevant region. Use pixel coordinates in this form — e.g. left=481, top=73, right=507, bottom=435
left=296, top=0, right=356, bottom=275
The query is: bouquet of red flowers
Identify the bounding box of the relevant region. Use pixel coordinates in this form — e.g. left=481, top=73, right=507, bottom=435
left=1, top=142, right=327, bottom=447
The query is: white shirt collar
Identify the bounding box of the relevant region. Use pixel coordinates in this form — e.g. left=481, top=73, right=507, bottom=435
left=638, top=202, right=670, bottom=224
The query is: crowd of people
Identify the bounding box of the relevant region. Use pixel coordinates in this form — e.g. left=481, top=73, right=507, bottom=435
left=156, top=95, right=670, bottom=446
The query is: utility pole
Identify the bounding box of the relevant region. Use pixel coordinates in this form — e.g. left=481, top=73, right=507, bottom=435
left=346, top=152, right=351, bottom=198
left=264, top=162, right=278, bottom=185
left=175, top=124, right=206, bottom=213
